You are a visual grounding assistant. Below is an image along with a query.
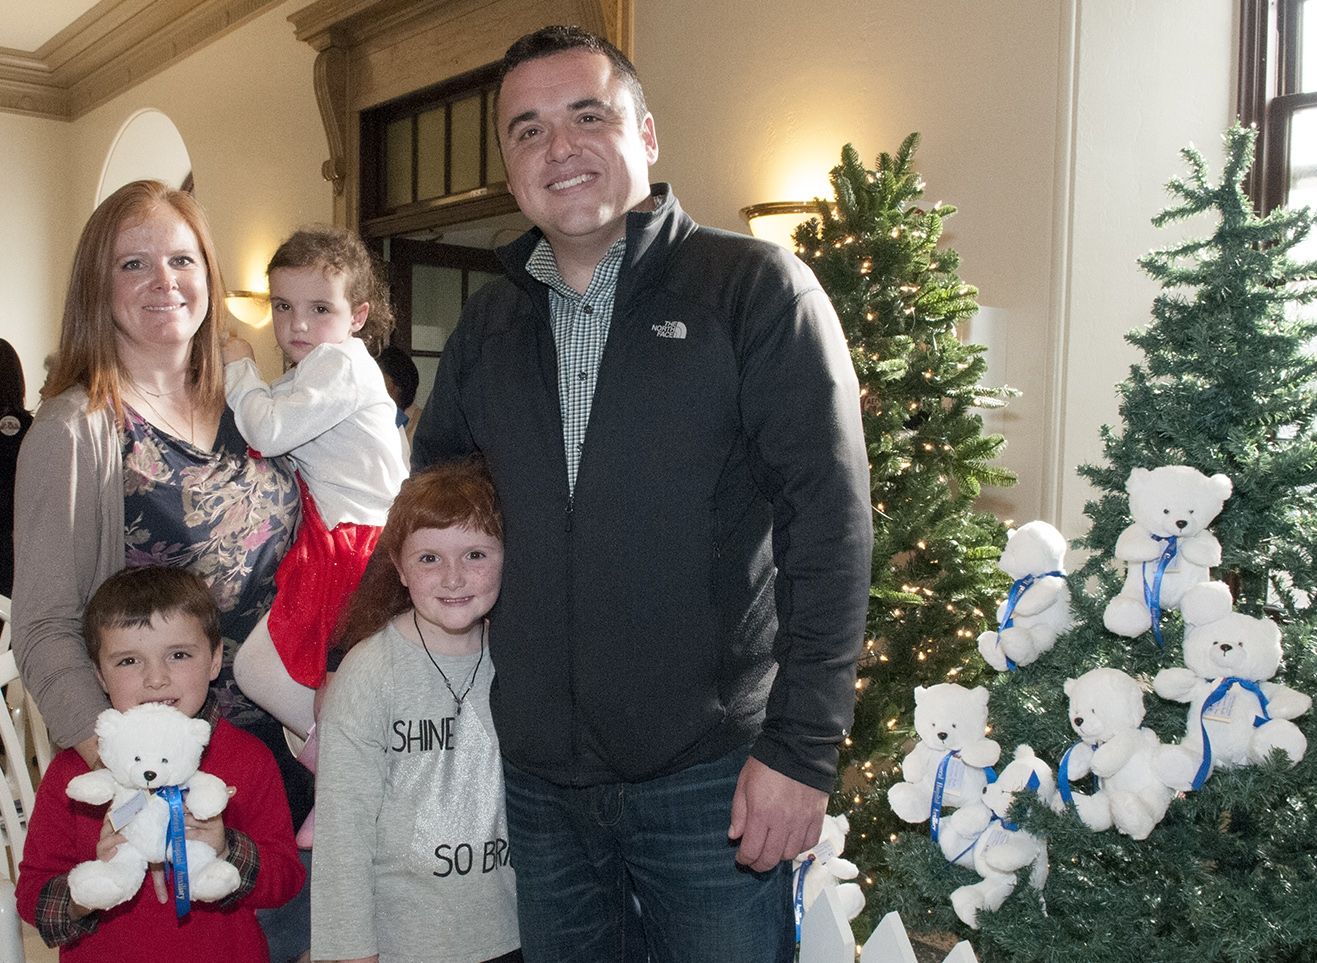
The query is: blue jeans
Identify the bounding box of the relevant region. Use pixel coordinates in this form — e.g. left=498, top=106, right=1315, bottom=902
left=503, top=748, right=793, bottom=963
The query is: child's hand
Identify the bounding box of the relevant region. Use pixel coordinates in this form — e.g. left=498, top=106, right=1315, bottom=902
left=186, top=786, right=236, bottom=860
left=186, top=810, right=229, bottom=860
left=96, top=813, right=126, bottom=863
left=223, top=336, right=256, bottom=364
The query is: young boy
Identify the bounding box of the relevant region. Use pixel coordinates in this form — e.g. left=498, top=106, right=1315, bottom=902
left=16, top=566, right=306, bottom=962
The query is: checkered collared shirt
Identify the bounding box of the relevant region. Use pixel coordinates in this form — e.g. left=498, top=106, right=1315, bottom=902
left=525, top=236, right=627, bottom=494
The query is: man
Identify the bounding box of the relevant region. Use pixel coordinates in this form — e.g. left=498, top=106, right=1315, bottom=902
left=412, top=25, right=872, bottom=962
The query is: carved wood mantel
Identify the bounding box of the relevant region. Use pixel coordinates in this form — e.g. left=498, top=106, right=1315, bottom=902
left=288, top=0, right=633, bottom=226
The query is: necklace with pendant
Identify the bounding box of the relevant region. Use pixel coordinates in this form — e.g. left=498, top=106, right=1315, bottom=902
left=128, top=383, right=195, bottom=445
left=413, top=611, right=485, bottom=716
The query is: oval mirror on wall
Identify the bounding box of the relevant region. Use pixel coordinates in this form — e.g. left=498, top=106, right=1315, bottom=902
left=96, top=108, right=193, bottom=205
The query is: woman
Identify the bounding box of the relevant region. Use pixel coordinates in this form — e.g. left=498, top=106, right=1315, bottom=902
left=12, top=180, right=309, bottom=960
left=0, top=338, right=33, bottom=598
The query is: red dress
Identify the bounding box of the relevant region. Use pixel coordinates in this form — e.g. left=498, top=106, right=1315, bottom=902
left=266, top=475, right=381, bottom=687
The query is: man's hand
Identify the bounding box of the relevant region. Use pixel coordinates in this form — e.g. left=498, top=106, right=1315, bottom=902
left=727, top=756, right=827, bottom=872
left=222, top=336, right=255, bottom=364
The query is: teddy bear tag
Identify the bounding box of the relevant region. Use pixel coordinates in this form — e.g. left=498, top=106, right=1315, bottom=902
left=940, top=756, right=968, bottom=798
left=1202, top=688, right=1238, bottom=723
left=804, top=837, right=841, bottom=865
left=109, top=790, right=148, bottom=832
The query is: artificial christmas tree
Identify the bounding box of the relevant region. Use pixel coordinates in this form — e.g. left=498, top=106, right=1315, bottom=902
left=871, top=124, right=1317, bottom=962
left=792, top=134, right=1017, bottom=881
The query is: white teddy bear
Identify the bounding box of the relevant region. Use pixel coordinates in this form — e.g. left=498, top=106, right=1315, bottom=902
left=887, top=684, right=1001, bottom=861
left=949, top=745, right=1054, bottom=930
left=66, top=702, right=239, bottom=912
left=977, top=520, right=1073, bottom=671
left=1154, top=581, right=1310, bottom=791
left=1103, top=466, right=1232, bottom=641
left=791, top=813, right=864, bottom=924
left=1059, top=668, right=1175, bottom=840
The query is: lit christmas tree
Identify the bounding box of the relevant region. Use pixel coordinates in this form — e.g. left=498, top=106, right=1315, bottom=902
left=793, top=134, right=1017, bottom=879
left=871, top=125, right=1317, bottom=961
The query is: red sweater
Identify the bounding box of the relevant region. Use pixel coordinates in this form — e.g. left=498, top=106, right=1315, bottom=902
left=16, top=713, right=305, bottom=962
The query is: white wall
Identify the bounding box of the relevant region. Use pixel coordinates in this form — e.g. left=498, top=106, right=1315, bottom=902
left=636, top=0, right=1237, bottom=538
left=1052, top=0, right=1236, bottom=536
left=0, top=112, right=73, bottom=408
left=637, top=0, right=1064, bottom=525
left=54, top=0, right=327, bottom=381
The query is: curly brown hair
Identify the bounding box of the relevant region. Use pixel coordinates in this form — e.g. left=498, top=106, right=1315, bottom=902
left=333, top=458, right=502, bottom=653
left=267, top=226, right=395, bottom=354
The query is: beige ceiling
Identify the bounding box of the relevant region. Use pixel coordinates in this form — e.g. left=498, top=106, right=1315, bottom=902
left=0, top=0, right=102, bottom=52
left=0, top=0, right=283, bottom=121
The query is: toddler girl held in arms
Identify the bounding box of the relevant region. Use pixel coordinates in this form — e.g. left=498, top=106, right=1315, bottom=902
left=222, top=226, right=407, bottom=743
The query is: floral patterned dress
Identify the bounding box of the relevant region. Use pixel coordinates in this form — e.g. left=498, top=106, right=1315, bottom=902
left=121, top=405, right=312, bottom=821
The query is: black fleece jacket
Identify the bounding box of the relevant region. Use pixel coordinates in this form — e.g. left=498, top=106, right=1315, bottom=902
left=412, top=187, right=872, bottom=792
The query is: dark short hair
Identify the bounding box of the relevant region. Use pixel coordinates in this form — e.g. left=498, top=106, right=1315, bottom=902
left=83, top=566, right=222, bottom=664
left=499, top=25, right=648, bottom=126
left=376, top=344, right=420, bottom=410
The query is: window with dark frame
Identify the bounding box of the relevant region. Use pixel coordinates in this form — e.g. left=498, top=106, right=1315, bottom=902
left=1239, top=0, right=1317, bottom=222
left=360, top=65, right=508, bottom=232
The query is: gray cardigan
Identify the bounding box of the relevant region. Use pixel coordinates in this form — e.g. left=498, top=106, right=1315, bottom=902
left=12, top=386, right=121, bottom=749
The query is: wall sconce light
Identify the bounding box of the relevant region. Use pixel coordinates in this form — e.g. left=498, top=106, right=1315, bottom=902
left=739, top=201, right=817, bottom=249
left=225, top=290, right=270, bottom=328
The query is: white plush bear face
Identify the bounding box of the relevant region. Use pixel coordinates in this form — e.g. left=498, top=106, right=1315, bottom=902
left=998, top=521, right=1067, bottom=579
left=1125, top=466, right=1232, bottom=539
left=95, top=703, right=212, bottom=791
left=1183, top=611, right=1282, bottom=681
left=912, top=683, right=990, bottom=752
left=1063, top=668, right=1145, bottom=744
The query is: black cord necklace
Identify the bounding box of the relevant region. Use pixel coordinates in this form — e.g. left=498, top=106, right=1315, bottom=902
left=413, top=610, right=485, bottom=716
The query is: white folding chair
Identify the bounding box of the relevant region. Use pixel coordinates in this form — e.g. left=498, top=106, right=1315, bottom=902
left=0, top=596, right=52, bottom=779
left=0, top=648, right=33, bottom=961
left=0, top=595, right=11, bottom=654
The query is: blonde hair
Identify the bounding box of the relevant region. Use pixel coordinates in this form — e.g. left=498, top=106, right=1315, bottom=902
left=42, top=180, right=226, bottom=418
left=267, top=226, right=395, bottom=354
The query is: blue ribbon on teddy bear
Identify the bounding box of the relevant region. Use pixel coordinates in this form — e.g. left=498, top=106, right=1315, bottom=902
left=1056, top=741, right=1100, bottom=807
left=1141, top=535, right=1179, bottom=648
left=158, top=785, right=191, bottom=918
left=995, top=570, right=1066, bottom=671
left=1190, top=677, right=1272, bottom=790
left=930, top=750, right=997, bottom=843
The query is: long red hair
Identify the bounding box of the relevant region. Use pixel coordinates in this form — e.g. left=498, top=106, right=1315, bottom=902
left=334, top=458, right=502, bottom=652
left=43, top=179, right=226, bottom=418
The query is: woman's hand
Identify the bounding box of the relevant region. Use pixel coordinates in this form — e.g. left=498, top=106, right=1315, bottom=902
left=222, top=336, right=255, bottom=364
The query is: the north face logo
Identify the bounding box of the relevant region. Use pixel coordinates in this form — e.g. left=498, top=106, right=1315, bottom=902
left=651, top=320, right=687, bottom=339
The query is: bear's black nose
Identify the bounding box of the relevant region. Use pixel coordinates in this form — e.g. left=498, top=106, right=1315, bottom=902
left=1219, top=643, right=1233, bottom=653
left=142, top=770, right=157, bottom=784
left=1073, top=717, right=1084, bottom=727
left=936, top=731, right=948, bottom=741
left=1175, top=519, right=1188, bottom=529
